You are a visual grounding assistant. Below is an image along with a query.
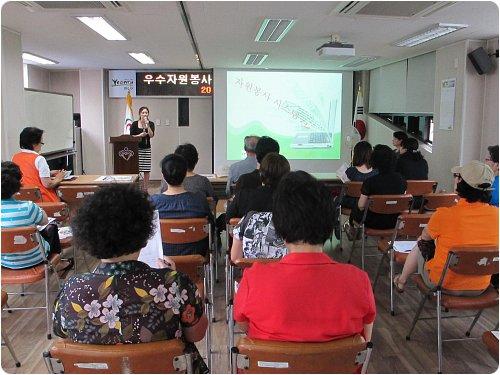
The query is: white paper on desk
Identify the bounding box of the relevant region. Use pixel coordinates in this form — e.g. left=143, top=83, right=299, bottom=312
left=111, top=175, right=133, bottom=182
left=200, top=173, right=217, bottom=179
left=37, top=217, right=57, bottom=231
left=58, top=226, right=73, bottom=240
left=138, top=211, right=163, bottom=268
left=492, top=331, right=499, bottom=340
left=94, top=175, right=111, bottom=182
left=335, top=162, right=350, bottom=183
left=393, top=241, right=417, bottom=253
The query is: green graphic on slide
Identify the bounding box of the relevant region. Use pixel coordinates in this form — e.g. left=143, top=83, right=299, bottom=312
left=227, top=71, right=343, bottom=160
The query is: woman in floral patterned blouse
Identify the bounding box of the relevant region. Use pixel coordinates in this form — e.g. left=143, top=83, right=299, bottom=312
left=53, top=185, right=209, bottom=372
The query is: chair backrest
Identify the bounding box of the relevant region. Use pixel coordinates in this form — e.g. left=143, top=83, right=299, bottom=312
left=345, top=181, right=363, bottom=198
left=1, top=226, right=40, bottom=255
left=44, top=338, right=192, bottom=374
left=227, top=218, right=242, bottom=239
left=446, top=246, right=499, bottom=277
left=159, top=218, right=209, bottom=244
left=38, top=202, right=70, bottom=223
left=232, top=335, right=372, bottom=374
left=366, top=194, right=413, bottom=215
left=395, top=213, right=432, bottom=238
left=169, top=254, right=206, bottom=293
left=56, top=185, right=100, bottom=203
left=405, top=180, right=437, bottom=196
left=420, top=193, right=459, bottom=212
left=14, top=186, right=42, bottom=203
left=233, top=258, right=280, bottom=269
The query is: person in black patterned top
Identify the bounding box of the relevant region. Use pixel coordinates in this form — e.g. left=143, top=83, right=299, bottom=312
left=53, top=185, right=209, bottom=373
left=130, top=106, right=155, bottom=191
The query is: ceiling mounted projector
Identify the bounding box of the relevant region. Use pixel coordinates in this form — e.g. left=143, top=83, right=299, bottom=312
left=316, top=35, right=355, bottom=59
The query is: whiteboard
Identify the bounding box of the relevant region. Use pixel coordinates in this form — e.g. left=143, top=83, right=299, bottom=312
left=24, top=89, right=74, bottom=154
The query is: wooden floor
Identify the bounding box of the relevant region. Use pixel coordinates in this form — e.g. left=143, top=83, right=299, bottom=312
left=2, top=183, right=498, bottom=373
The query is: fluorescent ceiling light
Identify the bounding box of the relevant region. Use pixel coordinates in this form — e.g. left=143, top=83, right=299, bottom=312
left=255, top=19, right=295, bottom=42
left=341, top=56, right=378, bottom=68
left=22, top=52, right=58, bottom=65
left=128, top=52, right=155, bottom=65
left=243, top=53, right=269, bottom=66
left=76, top=16, right=126, bottom=40
left=394, top=23, right=468, bottom=47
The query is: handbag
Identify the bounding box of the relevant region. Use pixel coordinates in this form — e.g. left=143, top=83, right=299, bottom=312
left=418, top=239, right=436, bottom=261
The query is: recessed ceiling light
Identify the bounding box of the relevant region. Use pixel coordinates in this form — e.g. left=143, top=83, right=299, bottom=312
left=394, top=23, right=468, bottom=47
left=243, top=53, right=269, bottom=66
left=22, top=52, right=58, bottom=65
left=255, top=19, right=295, bottom=42
left=128, top=52, right=155, bottom=65
left=76, top=16, right=126, bottom=41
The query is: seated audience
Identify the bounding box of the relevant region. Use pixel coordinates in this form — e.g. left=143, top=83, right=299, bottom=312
left=1, top=161, right=71, bottom=272
left=150, top=154, right=212, bottom=256
left=234, top=171, right=376, bottom=341
left=226, top=135, right=260, bottom=196
left=234, top=136, right=280, bottom=193
left=160, top=143, right=216, bottom=200
left=12, top=127, right=65, bottom=202
left=229, top=153, right=290, bottom=261
left=349, top=144, right=407, bottom=231
left=396, top=137, right=429, bottom=180
left=394, top=160, right=498, bottom=295
left=53, top=185, right=208, bottom=373
left=392, top=131, right=408, bottom=157
left=485, top=145, right=498, bottom=207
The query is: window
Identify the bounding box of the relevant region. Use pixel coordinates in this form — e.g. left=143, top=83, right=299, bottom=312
left=372, top=113, right=433, bottom=145
left=23, top=64, right=29, bottom=88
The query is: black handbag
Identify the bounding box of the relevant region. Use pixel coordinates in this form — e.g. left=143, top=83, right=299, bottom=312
left=418, top=239, right=436, bottom=261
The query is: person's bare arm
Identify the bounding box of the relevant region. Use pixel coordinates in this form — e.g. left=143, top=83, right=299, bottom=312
left=363, top=322, right=374, bottom=341
left=231, top=237, right=244, bottom=263
left=41, top=170, right=65, bottom=189
left=146, top=122, right=154, bottom=138
left=37, top=209, right=49, bottom=226
left=183, top=314, right=208, bottom=342
left=357, top=194, right=368, bottom=210
left=419, top=227, right=433, bottom=241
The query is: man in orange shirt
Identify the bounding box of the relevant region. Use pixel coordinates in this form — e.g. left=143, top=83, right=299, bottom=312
left=395, top=160, right=498, bottom=295
left=12, top=127, right=65, bottom=202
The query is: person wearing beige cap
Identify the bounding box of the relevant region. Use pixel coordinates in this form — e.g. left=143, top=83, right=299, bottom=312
left=394, top=160, right=498, bottom=296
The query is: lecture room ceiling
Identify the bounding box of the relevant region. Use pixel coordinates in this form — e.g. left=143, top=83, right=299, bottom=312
left=1, top=1, right=498, bottom=71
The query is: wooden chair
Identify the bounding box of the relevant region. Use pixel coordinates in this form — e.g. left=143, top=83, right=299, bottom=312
left=482, top=331, right=499, bottom=361
left=405, top=180, right=437, bottom=212
left=348, top=194, right=413, bottom=270
left=43, top=339, right=193, bottom=373
left=206, top=197, right=220, bottom=282
left=1, top=290, right=21, bottom=367
left=231, top=334, right=373, bottom=374
left=406, top=246, right=499, bottom=373
left=1, top=226, right=62, bottom=339
left=14, top=185, right=43, bottom=203
left=169, top=254, right=206, bottom=299
left=159, top=217, right=213, bottom=370
left=227, top=258, right=281, bottom=367
left=373, top=213, right=432, bottom=315
left=56, top=185, right=100, bottom=218
left=336, top=182, right=363, bottom=248
left=419, top=192, right=459, bottom=213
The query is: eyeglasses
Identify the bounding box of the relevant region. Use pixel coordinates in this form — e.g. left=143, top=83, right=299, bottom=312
left=40, top=142, right=45, bottom=145
left=485, top=157, right=492, bottom=162
left=453, top=173, right=461, bottom=179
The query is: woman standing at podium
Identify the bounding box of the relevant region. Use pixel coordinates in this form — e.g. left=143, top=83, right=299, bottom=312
left=131, top=106, right=155, bottom=190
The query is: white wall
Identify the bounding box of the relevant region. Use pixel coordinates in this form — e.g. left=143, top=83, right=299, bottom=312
left=50, top=70, right=81, bottom=113
left=481, top=38, right=499, bottom=159
left=107, top=97, right=213, bottom=180
left=26, top=64, right=50, bottom=91
left=79, top=70, right=108, bottom=174
left=1, top=27, right=26, bottom=160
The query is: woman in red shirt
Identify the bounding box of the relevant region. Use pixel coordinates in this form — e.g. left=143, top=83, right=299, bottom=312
left=12, top=127, right=65, bottom=202
left=234, top=171, right=376, bottom=342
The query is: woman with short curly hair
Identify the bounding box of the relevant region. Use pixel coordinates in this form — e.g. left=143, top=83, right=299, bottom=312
left=53, top=184, right=209, bottom=372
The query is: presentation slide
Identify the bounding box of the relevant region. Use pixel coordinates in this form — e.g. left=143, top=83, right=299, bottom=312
left=227, top=71, right=342, bottom=160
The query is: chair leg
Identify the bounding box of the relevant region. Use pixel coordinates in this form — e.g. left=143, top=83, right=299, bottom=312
left=44, top=265, right=52, bottom=340
left=347, top=227, right=358, bottom=264
left=465, top=310, right=483, bottom=337
left=228, top=304, right=234, bottom=370
left=437, top=290, right=443, bottom=374
left=361, top=227, right=366, bottom=270
left=406, top=293, right=428, bottom=340
left=389, top=250, right=395, bottom=316
left=205, top=301, right=212, bottom=373
left=372, top=253, right=387, bottom=289
left=20, top=284, right=25, bottom=297
left=1, top=330, right=21, bottom=367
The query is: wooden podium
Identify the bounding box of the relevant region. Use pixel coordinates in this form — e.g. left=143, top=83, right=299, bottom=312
left=110, top=135, right=140, bottom=174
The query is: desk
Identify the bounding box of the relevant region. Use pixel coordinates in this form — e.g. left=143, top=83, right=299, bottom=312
left=60, top=174, right=139, bottom=186
left=207, top=173, right=342, bottom=198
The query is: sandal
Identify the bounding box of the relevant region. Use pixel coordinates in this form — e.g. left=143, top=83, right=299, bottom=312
left=56, top=258, right=74, bottom=277
left=393, top=274, right=406, bottom=293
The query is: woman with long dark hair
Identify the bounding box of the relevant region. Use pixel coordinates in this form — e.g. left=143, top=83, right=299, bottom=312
left=130, top=106, right=155, bottom=190
left=396, top=137, right=429, bottom=180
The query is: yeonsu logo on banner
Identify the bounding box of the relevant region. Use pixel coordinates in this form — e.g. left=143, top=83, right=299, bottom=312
left=109, top=70, right=136, bottom=98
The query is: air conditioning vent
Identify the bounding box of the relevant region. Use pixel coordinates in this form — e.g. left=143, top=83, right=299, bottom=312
left=255, top=19, right=295, bottom=43
left=243, top=53, right=269, bottom=66
left=332, top=1, right=455, bottom=19
left=341, top=56, right=378, bottom=68
left=35, top=1, right=105, bottom=9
